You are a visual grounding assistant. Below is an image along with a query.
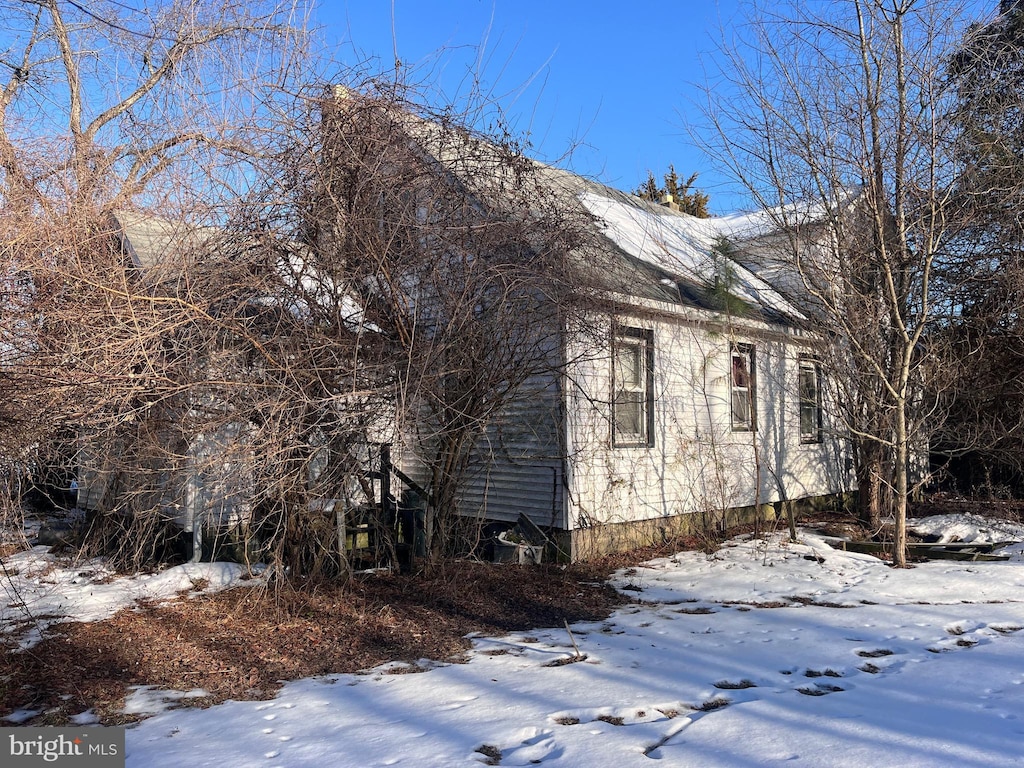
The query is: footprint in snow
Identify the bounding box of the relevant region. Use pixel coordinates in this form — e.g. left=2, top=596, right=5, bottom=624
left=552, top=706, right=674, bottom=727
left=713, top=679, right=758, bottom=690
left=928, top=636, right=984, bottom=653
left=944, top=620, right=983, bottom=636
left=926, top=624, right=990, bottom=653
left=803, top=668, right=844, bottom=679
left=855, top=648, right=895, bottom=658
left=797, top=683, right=844, bottom=696
left=481, top=728, right=563, bottom=765
left=991, top=624, right=1023, bottom=634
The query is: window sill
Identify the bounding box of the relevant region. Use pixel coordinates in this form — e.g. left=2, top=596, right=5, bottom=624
left=612, top=439, right=654, bottom=449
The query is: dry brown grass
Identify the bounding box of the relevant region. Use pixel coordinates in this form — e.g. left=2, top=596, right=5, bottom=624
left=0, top=561, right=623, bottom=725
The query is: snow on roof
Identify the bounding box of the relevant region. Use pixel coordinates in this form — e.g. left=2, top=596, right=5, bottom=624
left=349, top=96, right=819, bottom=326
left=710, top=188, right=865, bottom=239
left=579, top=190, right=807, bottom=323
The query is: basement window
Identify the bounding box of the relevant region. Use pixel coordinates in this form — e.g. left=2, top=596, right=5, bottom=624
left=613, top=327, right=654, bottom=446
left=731, top=343, right=756, bottom=432
left=799, top=356, right=823, bottom=443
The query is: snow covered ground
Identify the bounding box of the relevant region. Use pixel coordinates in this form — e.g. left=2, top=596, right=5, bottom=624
left=0, top=547, right=259, bottom=649
left=5, top=515, right=1024, bottom=766
left=0, top=505, right=263, bottom=649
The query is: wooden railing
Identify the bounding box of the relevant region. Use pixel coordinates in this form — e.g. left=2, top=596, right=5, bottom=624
left=348, top=443, right=430, bottom=569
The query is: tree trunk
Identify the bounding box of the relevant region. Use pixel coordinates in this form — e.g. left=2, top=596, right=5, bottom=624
left=856, top=444, right=883, bottom=530
left=893, top=398, right=909, bottom=568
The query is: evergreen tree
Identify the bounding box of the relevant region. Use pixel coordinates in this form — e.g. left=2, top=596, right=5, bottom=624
left=634, top=165, right=711, bottom=217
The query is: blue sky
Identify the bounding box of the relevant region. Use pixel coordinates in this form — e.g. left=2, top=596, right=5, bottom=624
left=315, top=1, right=745, bottom=213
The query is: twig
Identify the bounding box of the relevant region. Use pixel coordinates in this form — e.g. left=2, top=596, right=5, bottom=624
left=564, top=619, right=581, bottom=658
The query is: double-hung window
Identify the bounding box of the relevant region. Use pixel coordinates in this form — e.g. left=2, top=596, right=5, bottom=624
left=731, top=343, right=756, bottom=431
left=798, top=356, right=823, bottom=443
left=613, top=327, right=654, bottom=446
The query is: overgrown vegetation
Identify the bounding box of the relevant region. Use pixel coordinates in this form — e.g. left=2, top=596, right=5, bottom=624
left=932, top=0, right=1024, bottom=494
left=0, top=3, right=597, bottom=578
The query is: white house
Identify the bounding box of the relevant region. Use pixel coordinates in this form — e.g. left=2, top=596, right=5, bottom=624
left=75, top=102, right=856, bottom=564
left=410, top=161, right=856, bottom=560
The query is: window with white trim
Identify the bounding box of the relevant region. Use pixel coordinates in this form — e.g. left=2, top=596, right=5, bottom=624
left=613, top=327, right=654, bottom=446
left=731, top=343, right=756, bottom=431
left=799, top=356, right=823, bottom=443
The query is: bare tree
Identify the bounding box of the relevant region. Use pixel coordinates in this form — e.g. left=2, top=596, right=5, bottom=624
left=704, top=0, right=997, bottom=565
left=0, top=1, right=313, bottom=552
left=242, top=85, right=592, bottom=567
left=0, top=0, right=596, bottom=579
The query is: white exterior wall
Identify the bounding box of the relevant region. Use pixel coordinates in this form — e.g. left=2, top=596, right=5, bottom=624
left=180, top=422, right=254, bottom=531
left=450, top=370, right=567, bottom=528
left=397, top=360, right=568, bottom=529
left=564, top=308, right=854, bottom=532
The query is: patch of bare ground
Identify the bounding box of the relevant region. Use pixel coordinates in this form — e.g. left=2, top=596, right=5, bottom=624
left=696, top=697, right=731, bottom=711
left=475, top=744, right=502, bottom=765
left=0, top=561, right=622, bottom=725
left=543, top=654, right=588, bottom=667
left=713, top=679, right=757, bottom=690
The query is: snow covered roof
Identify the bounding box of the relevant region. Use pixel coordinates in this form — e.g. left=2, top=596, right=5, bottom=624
left=575, top=188, right=808, bottom=323
left=405, top=129, right=813, bottom=324
left=120, top=97, right=831, bottom=331
left=326, top=94, right=825, bottom=328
